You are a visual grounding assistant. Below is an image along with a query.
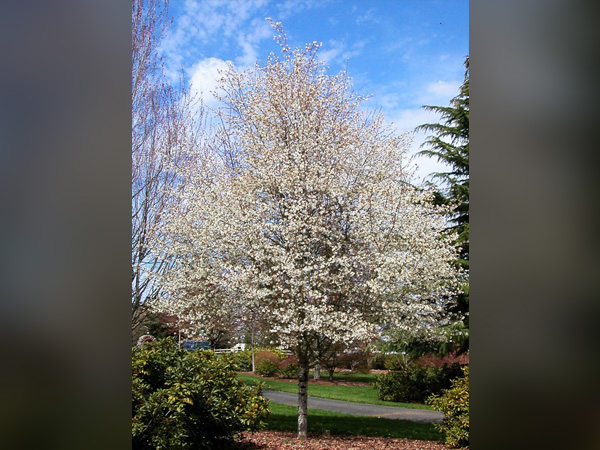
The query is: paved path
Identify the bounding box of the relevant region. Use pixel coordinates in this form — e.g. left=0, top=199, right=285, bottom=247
left=263, top=389, right=445, bottom=423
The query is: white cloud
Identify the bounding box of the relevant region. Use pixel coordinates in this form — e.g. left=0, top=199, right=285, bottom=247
left=160, top=0, right=270, bottom=79
left=426, top=80, right=461, bottom=98
left=235, top=18, right=273, bottom=69
left=318, top=44, right=341, bottom=66
left=276, top=0, right=326, bottom=20
left=355, top=7, right=379, bottom=25
left=385, top=108, right=452, bottom=185
left=406, top=79, right=462, bottom=109
left=189, top=57, right=231, bottom=107
left=318, top=39, right=365, bottom=67
left=387, top=108, right=436, bottom=134
left=236, top=38, right=259, bottom=69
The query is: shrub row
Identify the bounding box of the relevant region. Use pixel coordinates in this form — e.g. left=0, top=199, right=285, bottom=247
left=374, top=361, right=463, bottom=403
left=254, top=350, right=298, bottom=379
left=227, top=348, right=299, bottom=378
left=132, top=338, right=269, bottom=449
left=228, top=347, right=290, bottom=372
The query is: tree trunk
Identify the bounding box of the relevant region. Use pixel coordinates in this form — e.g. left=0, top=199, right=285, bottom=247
left=251, top=327, right=255, bottom=372
left=297, top=357, right=309, bottom=439
left=313, top=363, right=320, bottom=380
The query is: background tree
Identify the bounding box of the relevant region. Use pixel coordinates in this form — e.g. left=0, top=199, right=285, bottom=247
left=415, top=56, right=469, bottom=355
left=156, top=21, right=460, bottom=439
left=131, top=0, right=202, bottom=342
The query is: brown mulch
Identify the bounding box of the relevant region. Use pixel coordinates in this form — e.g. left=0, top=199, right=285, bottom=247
left=235, top=431, right=451, bottom=449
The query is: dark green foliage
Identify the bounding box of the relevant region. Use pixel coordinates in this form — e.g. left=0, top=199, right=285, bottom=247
left=416, top=56, right=470, bottom=355
left=230, top=349, right=253, bottom=372
left=255, top=360, right=280, bottom=377
left=371, top=353, right=387, bottom=370
left=336, top=351, right=372, bottom=372
left=278, top=356, right=298, bottom=379
left=132, top=338, right=269, bottom=449
left=427, top=366, right=469, bottom=448
left=375, top=362, right=463, bottom=403
left=144, top=311, right=178, bottom=340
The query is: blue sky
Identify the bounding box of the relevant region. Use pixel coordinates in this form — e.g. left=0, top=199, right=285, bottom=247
left=160, top=0, right=469, bottom=182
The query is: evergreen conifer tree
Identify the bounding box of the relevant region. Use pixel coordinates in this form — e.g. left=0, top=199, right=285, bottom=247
left=416, top=57, right=469, bottom=354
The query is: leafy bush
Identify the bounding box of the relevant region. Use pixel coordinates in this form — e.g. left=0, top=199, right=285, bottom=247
left=375, top=362, right=463, bottom=403
left=336, top=351, right=371, bottom=372
left=384, top=353, right=410, bottom=371
left=230, top=349, right=252, bottom=371
left=255, top=350, right=281, bottom=365
left=255, top=360, right=280, bottom=377
left=267, top=347, right=289, bottom=360
left=427, top=366, right=469, bottom=448
left=132, top=338, right=269, bottom=449
left=371, top=353, right=387, bottom=370
left=278, top=356, right=298, bottom=379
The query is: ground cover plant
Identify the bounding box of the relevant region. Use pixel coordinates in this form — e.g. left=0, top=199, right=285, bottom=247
left=237, top=373, right=432, bottom=410
left=132, top=338, right=269, bottom=449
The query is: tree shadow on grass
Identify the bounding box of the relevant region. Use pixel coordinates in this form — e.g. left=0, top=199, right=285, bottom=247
left=266, top=405, right=443, bottom=441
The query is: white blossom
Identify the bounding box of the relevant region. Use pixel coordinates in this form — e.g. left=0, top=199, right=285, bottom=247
left=154, top=25, right=459, bottom=355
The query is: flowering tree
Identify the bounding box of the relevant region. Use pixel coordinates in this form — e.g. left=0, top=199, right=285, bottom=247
left=155, top=21, right=460, bottom=439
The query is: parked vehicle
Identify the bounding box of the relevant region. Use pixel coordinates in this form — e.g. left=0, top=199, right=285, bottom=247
left=182, top=340, right=210, bottom=351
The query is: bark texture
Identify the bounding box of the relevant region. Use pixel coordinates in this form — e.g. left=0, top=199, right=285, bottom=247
left=297, top=357, right=309, bottom=439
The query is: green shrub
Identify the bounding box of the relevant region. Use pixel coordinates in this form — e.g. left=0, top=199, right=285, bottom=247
left=427, top=366, right=469, bottom=448
left=371, top=353, right=387, bottom=370
left=255, top=360, right=280, bottom=377
left=132, top=338, right=269, bottom=449
left=255, top=350, right=281, bottom=365
left=230, top=349, right=252, bottom=371
left=336, top=351, right=371, bottom=372
left=269, top=347, right=289, bottom=360
left=384, top=353, right=409, bottom=371
left=375, top=362, right=463, bottom=403
left=376, top=363, right=428, bottom=403
left=278, top=356, right=298, bottom=379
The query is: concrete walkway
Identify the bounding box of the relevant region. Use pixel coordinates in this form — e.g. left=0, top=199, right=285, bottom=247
left=263, top=389, right=445, bottom=423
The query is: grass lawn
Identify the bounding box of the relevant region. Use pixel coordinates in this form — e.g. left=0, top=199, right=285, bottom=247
left=237, top=373, right=432, bottom=410
left=264, top=401, right=443, bottom=441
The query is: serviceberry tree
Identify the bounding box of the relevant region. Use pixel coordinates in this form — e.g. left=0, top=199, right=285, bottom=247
left=155, top=21, right=460, bottom=439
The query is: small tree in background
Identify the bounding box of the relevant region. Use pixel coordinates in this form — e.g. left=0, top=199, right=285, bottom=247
left=131, top=0, right=204, bottom=342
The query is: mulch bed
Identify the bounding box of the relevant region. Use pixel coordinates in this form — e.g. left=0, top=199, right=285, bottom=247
left=237, top=431, right=452, bottom=449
